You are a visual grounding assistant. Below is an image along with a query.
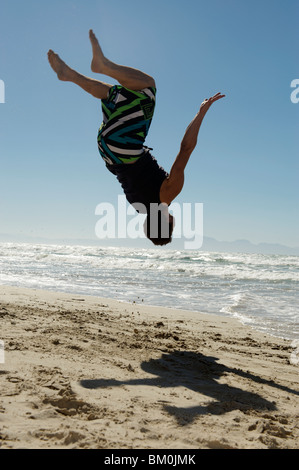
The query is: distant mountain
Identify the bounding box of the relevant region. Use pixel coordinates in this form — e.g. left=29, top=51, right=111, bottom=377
left=201, top=237, right=299, bottom=256
left=0, top=232, right=298, bottom=255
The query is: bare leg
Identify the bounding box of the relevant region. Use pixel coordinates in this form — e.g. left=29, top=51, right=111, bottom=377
left=47, top=50, right=112, bottom=99
left=89, top=29, right=155, bottom=90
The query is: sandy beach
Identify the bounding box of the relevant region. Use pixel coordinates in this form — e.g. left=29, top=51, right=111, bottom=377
left=0, top=285, right=298, bottom=449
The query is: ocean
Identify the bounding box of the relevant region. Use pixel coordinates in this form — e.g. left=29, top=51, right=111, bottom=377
left=0, top=242, right=298, bottom=341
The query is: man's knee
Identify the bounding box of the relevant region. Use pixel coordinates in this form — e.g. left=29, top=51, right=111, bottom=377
left=148, top=77, right=156, bottom=88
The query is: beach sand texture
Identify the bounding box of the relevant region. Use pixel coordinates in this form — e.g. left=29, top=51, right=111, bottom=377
left=0, top=286, right=298, bottom=449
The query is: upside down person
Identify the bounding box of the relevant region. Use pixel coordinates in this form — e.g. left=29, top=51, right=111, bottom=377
left=48, top=29, right=225, bottom=246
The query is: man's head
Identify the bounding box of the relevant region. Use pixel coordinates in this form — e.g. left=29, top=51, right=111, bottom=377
left=143, top=203, right=174, bottom=246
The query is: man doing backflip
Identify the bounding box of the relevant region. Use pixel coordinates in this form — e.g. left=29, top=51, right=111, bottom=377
left=48, top=30, right=225, bottom=245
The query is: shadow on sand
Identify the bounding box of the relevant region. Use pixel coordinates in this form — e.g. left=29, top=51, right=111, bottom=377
left=80, top=350, right=298, bottom=425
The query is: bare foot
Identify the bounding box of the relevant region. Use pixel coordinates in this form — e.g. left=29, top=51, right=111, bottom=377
left=47, top=50, right=74, bottom=81
left=89, top=29, right=108, bottom=73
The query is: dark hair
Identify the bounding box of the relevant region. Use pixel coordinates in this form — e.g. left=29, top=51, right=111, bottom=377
left=144, top=211, right=174, bottom=246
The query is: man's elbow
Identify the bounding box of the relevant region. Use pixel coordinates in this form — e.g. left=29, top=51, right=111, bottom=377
left=180, top=141, right=195, bottom=155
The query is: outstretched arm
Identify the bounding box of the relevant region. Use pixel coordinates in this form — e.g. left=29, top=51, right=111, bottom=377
left=160, top=93, right=225, bottom=205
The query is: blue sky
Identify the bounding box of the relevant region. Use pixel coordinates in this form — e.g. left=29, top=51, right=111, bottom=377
left=0, top=0, right=298, bottom=248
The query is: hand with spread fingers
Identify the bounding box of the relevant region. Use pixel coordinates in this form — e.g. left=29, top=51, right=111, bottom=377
left=200, top=92, right=226, bottom=115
